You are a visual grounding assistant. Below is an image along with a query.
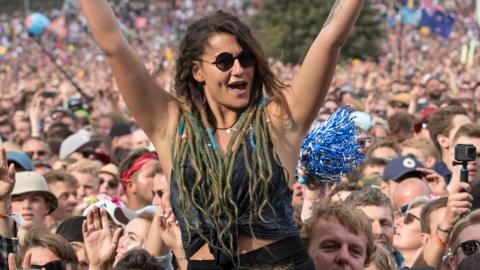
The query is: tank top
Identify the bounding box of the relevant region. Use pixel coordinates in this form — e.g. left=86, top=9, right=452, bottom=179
left=170, top=138, right=299, bottom=263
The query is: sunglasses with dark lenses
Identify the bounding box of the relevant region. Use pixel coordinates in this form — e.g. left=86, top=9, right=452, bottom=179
left=26, top=150, right=48, bottom=158
left=403, top=212, right=420, bottom=225
left=100, top=178, right=119, bottom=189
left=30, top=260, right=66, bottom=270
left=80, top=149, right=97, bottom=158
left=455, top=240, right=480, bottom=257
left=202, top=51, right=255, bottom=72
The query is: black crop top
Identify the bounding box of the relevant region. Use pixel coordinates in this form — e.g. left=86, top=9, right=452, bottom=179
left=170, top=139, right=299, bottom=264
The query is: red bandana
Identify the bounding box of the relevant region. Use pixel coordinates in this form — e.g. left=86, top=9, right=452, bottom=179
left=121, top=152, right=158, bottom=185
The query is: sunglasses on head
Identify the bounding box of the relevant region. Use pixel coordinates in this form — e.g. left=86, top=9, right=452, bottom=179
left=201, top=51, right=255, bottom=72
left=455, top=240, right=480, bottom=257
left=100, top=178, right=119, bottom=189
left=403, top=212, right=420, bottom=225
left=30, top=260, right=66, bottom=270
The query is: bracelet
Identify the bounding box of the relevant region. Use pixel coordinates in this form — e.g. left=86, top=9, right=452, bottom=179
left=437, top=224, right=452, bottom=234
left=0, top=206, right=12, bottom=219
left=434, top=230, right=448, bottom=249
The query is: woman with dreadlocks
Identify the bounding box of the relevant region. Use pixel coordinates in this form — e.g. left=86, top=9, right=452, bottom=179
left=80, top=0, right=364, bottom=269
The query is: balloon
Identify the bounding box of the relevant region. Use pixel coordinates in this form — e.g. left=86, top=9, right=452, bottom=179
left=25, top=13, right=50, bottom=37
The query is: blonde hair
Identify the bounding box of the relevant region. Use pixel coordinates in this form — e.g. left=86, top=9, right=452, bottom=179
left=369, top=245, right=396, bottom=270
left=67, top=159, right=102, bottom=176
left=301, top=202, right=375, bottom=266
left=399, top=138, right=438, bottom=159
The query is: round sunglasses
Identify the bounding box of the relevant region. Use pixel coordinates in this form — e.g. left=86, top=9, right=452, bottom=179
left=200, top=51, right=255, bottom=72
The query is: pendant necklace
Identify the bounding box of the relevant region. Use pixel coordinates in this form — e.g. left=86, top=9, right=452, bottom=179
left=215, top=121, right=238, bottom=134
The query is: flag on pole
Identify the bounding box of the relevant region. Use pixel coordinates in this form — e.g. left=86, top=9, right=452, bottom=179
left=419, top=9, right=455, bottom=38
left=476, top=0, right=480, bottom=26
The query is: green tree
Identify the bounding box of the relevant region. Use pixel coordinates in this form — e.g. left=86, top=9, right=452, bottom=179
left=251, top=0, right=385, bottom=64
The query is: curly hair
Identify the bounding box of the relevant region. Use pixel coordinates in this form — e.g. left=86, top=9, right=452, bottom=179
left=172, top=10, right=289, bottom=257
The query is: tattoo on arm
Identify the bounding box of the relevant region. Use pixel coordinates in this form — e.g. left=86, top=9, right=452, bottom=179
left=323, top=0, right=345, bottom=28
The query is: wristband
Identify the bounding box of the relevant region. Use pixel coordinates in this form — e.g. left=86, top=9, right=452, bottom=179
left=0, top=206, right=12, bottom=219
left=437, top=224, right=452, bottom=234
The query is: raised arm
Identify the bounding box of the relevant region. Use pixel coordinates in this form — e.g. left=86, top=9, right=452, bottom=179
left=79, top=0, right=178, bottom=141
left=287, top=0, right=364, bottom=131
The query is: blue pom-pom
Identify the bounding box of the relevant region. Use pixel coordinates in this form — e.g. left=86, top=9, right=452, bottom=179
left=299, top=107, right=365, bottom=183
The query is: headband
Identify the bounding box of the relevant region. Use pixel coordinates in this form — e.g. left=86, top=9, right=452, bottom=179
left=121, top=152, right=158, bottom=184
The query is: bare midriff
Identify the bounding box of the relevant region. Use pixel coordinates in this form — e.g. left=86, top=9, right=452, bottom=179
left=188, top=235, right=279, bottom=260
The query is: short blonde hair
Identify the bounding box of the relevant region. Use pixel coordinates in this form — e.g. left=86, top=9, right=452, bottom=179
left=399, top=138, right=438, bottom=159
left=67, top=159, right=102, bottom=176
left=300, top=202, right=375, bottom=266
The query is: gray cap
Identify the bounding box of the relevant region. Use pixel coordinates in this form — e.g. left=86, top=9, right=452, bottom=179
left=59, top=129, right=100, bottom=160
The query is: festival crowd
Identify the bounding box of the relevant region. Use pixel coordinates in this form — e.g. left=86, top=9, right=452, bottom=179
left=0, top=0, right=480, bottom=269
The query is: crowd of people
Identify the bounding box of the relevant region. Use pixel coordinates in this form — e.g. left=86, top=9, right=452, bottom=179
left=0, top=0, right=479, bottom=269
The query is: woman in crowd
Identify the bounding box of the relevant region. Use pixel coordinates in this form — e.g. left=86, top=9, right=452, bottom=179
left=79, top=0, right=364, bottom=268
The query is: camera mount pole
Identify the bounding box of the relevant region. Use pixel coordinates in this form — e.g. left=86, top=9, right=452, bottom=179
left=452, top=161, right=469, bottom=183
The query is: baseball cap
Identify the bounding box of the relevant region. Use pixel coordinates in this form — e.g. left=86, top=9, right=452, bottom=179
left=413, top=106, right=437, bottom=133
left=382, top=156, right=425, bottom=182
left=11, top=171, right=58, bottom=214
left=351, top=111, right=373, bottom=132
left=83, top=200, right=130, bottom=227
left=7, top=151, right=34, bottom=171
left=59, top=128, right=100, bottom=160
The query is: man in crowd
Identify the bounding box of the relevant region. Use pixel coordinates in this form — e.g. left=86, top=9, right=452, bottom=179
left=119, top=149, right=159, bottom=211
left=10, top=171, right=58, bottom=242
left=44, top=170, right=79, bottom=229
left=301, top=202, right=375, bottom=270
left=22, top=137, right=52, bottom=164
left=428, top=106, right=471, bottom=184
left=380, top=155, right=425, bottom=201
left=449, top=123, right=480, bottom=191
left=67, top=159, right=101, bottom=203
left=345, top=187, right=403, bottom=267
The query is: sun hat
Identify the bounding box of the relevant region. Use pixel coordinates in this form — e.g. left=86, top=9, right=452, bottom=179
left=11, top=171, right=58, bottom=214
left=99, top=163, right=120, bottom=180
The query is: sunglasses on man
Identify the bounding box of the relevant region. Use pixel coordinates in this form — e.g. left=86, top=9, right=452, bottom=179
left=26, top=150, right=48, bottom=158
left=200, top=51, right=255, bottom=72
left=455, top=239, right=480, bottom=257
left=99, top=177, right=119, bottom=189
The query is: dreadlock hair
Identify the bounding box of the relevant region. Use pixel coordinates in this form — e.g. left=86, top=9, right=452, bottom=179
left=173, top=10, right=289, bottom=257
